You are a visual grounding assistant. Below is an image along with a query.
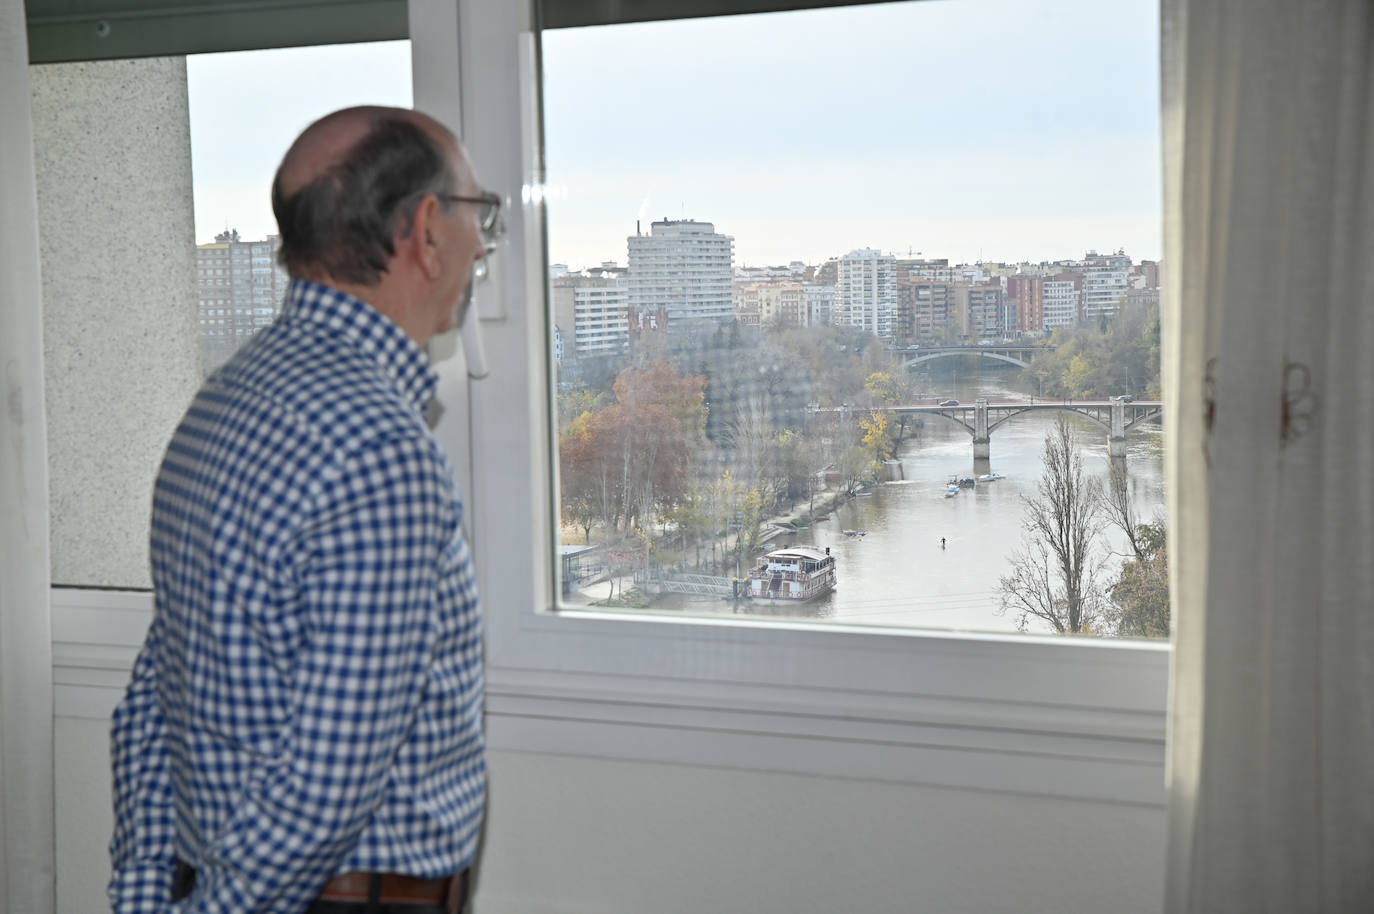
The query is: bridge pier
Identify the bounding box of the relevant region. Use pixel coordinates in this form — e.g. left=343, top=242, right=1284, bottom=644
left=973, top=399, right=991, bottom=460
left=1110, top=400, right=1127, bottom=458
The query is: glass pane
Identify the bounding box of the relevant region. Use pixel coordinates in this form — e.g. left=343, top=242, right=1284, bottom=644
left=543, top=0, right=1168, bottom=638
left=189, top=41, right=412, bottom=374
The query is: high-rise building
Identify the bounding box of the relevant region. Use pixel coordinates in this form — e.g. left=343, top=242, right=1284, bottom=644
left=957, top=281, right=1007, bottom=340
left=626, top=219, right=734, bottom=329
left=902, top=281, right=955, bottom=342
left=551, top=271, right=630, bottom=361
left=196, top=229, right=290, bottom=371
left=1005, top=274, right=1045, bottom=334
left=1063, top=250, right=1132, bottom=321
left=1042, top=271, right=1084, bottom=329
left=837, top=248, right=898, bottom=338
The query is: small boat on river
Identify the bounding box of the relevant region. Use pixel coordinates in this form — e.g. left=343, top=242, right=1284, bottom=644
left=747, top=546, right=837, bottom=602
left=977, top=472, right=1005, bottom=483
left=944, top=485, right=960, bottom=498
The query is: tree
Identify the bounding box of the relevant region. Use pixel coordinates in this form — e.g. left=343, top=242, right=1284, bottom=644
left=1101, top=463, right=1171, bottom=638
left=1105, top=459, right=1147, bottom=561
left=557, top=363, right=707, bottom=540
left=1110, top=521, right=1170, bottom=638
left=863, top=370, right=918, bottom=454
left=859, top=410, right=893, bottom=460
left=998, top=417, right=1108, bottom=634
left=835, top=444, right=879, bottom=497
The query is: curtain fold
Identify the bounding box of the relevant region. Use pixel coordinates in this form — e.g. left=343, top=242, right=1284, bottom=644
left=1163, top=1, right=1374, bottom=910
left=0, top=5, right=57, bottom=914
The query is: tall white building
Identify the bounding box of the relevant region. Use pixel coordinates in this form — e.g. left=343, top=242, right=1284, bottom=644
left=626, top=219, right=734, bottom=329
left=1042, top=271, right=1084, bottom=329
left=1067, top=250, right=1132, bottom=321
left=551, top=273, right=630, bottom=360
left=837, top=248, right=898, bottom=338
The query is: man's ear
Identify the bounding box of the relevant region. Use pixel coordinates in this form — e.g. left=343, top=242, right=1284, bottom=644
left=406, top=194, right=445, bottom=280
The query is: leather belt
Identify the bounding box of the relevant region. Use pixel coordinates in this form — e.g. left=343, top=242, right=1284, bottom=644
left=320, top=869, right=468, bottom=907
left=172, top=860, right=468, bottom=911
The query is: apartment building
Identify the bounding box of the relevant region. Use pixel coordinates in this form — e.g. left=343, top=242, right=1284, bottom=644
left=1005, top=273, right=1045, bottom=334
left=195, top=229, right=289, bottom=371
left=1043, top=270, right=1085, bottom=329
left=550, top=271, right=630, bottom=361
left=837, top=248, right=898, bottom=338
left=626, top=219, right=734, bottom=329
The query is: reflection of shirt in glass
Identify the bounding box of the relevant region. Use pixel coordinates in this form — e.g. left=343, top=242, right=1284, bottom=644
left=109, top=279, right=485, bottom=913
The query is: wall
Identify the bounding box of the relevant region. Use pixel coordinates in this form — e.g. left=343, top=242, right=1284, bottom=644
left=53, top=724, right=1166, bottom=914
left=29, top=56, right=200, bottom=590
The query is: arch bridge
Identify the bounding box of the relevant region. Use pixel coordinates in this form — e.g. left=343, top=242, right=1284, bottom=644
left=891, top=344, right=1056, bottom=371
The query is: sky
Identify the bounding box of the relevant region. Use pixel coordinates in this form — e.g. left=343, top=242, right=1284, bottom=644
left=188, top=0, right=1161, bottom=268
left=186, top=41, right=412, bottom=244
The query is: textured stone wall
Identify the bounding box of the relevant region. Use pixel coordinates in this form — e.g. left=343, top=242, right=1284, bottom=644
left=30, top=57, right=200, bottom=589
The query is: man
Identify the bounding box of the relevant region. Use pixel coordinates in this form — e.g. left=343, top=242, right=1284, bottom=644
left=109, top=106, right=495, bottom=913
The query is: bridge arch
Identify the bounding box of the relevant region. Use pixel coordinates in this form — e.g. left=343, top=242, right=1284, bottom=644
left=901, top=350, right=1032, bottom=371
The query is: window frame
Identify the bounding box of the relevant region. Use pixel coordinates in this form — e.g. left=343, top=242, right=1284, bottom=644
left=422, top=0, right=1170, bottom=806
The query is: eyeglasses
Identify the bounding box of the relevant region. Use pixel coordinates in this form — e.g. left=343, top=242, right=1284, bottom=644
left=440, top=191, right=505, bottom=284
left=440, top=191, right=505, bottom=249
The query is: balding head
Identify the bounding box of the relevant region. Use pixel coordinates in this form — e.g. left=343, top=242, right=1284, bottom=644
left=272, top=105, right=471, bottom=285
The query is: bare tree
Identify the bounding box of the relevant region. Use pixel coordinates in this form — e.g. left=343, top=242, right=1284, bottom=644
left=1104, top=458, right=1147, bottom=561
left=998, top=416, right=1108, bottom=634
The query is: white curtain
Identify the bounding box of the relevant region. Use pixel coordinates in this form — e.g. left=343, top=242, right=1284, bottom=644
left=1163, top=0, right=1374, bottom=910
left=0, top=6, right=56, bottom=914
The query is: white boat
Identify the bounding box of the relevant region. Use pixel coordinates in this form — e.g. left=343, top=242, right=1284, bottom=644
left=747, top=546, right=837, bottom=602
left=944, top=485, right=960, bottom=498
left=977, top=472, right=1004, bottom=483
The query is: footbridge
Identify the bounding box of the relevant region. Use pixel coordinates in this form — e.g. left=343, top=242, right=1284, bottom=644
left=890, top=344, right=1056, bottom=370
left=823, top=398, right=1163, bottom=460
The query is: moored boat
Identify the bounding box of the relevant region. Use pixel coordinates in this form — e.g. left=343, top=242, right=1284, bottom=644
left=747, top=546, right=837, bottom=601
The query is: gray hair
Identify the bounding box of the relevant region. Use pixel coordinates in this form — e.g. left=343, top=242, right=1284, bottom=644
left=272, top=115, right=455, bottom=285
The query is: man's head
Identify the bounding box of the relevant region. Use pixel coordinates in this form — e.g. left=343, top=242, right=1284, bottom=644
left=272, top=106, right=490, bottom=345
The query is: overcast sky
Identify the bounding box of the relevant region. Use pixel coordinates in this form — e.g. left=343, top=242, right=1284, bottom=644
left=188, top=0, right=1160, bottom=268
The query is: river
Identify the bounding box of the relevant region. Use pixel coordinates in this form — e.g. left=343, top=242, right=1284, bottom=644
left=663, top=365, right=1167, bottom=636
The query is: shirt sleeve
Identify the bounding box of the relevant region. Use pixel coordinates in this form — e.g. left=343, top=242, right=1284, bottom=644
left=182, top=433, right=453, bottom=913
left=108, top=610, right=178, bottom=913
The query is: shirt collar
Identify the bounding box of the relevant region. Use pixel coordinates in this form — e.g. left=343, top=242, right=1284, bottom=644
left=280, top=279, right=438, bottom=414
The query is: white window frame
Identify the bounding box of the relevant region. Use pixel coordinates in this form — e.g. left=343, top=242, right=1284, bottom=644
left=416, top=0, right=1170, bottom=807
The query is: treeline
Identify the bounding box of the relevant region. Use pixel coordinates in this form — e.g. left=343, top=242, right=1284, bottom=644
left=1021, top=301, right=1161, bottom=399
left=557, top=324, right=913, bottom=574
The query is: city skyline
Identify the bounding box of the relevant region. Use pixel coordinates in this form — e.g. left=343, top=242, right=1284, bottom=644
left=188, top=0, right=1160, bottom=268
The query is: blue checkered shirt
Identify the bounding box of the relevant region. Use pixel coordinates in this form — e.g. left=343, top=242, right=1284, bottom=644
left=109, top=280, right=485, bottom=913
